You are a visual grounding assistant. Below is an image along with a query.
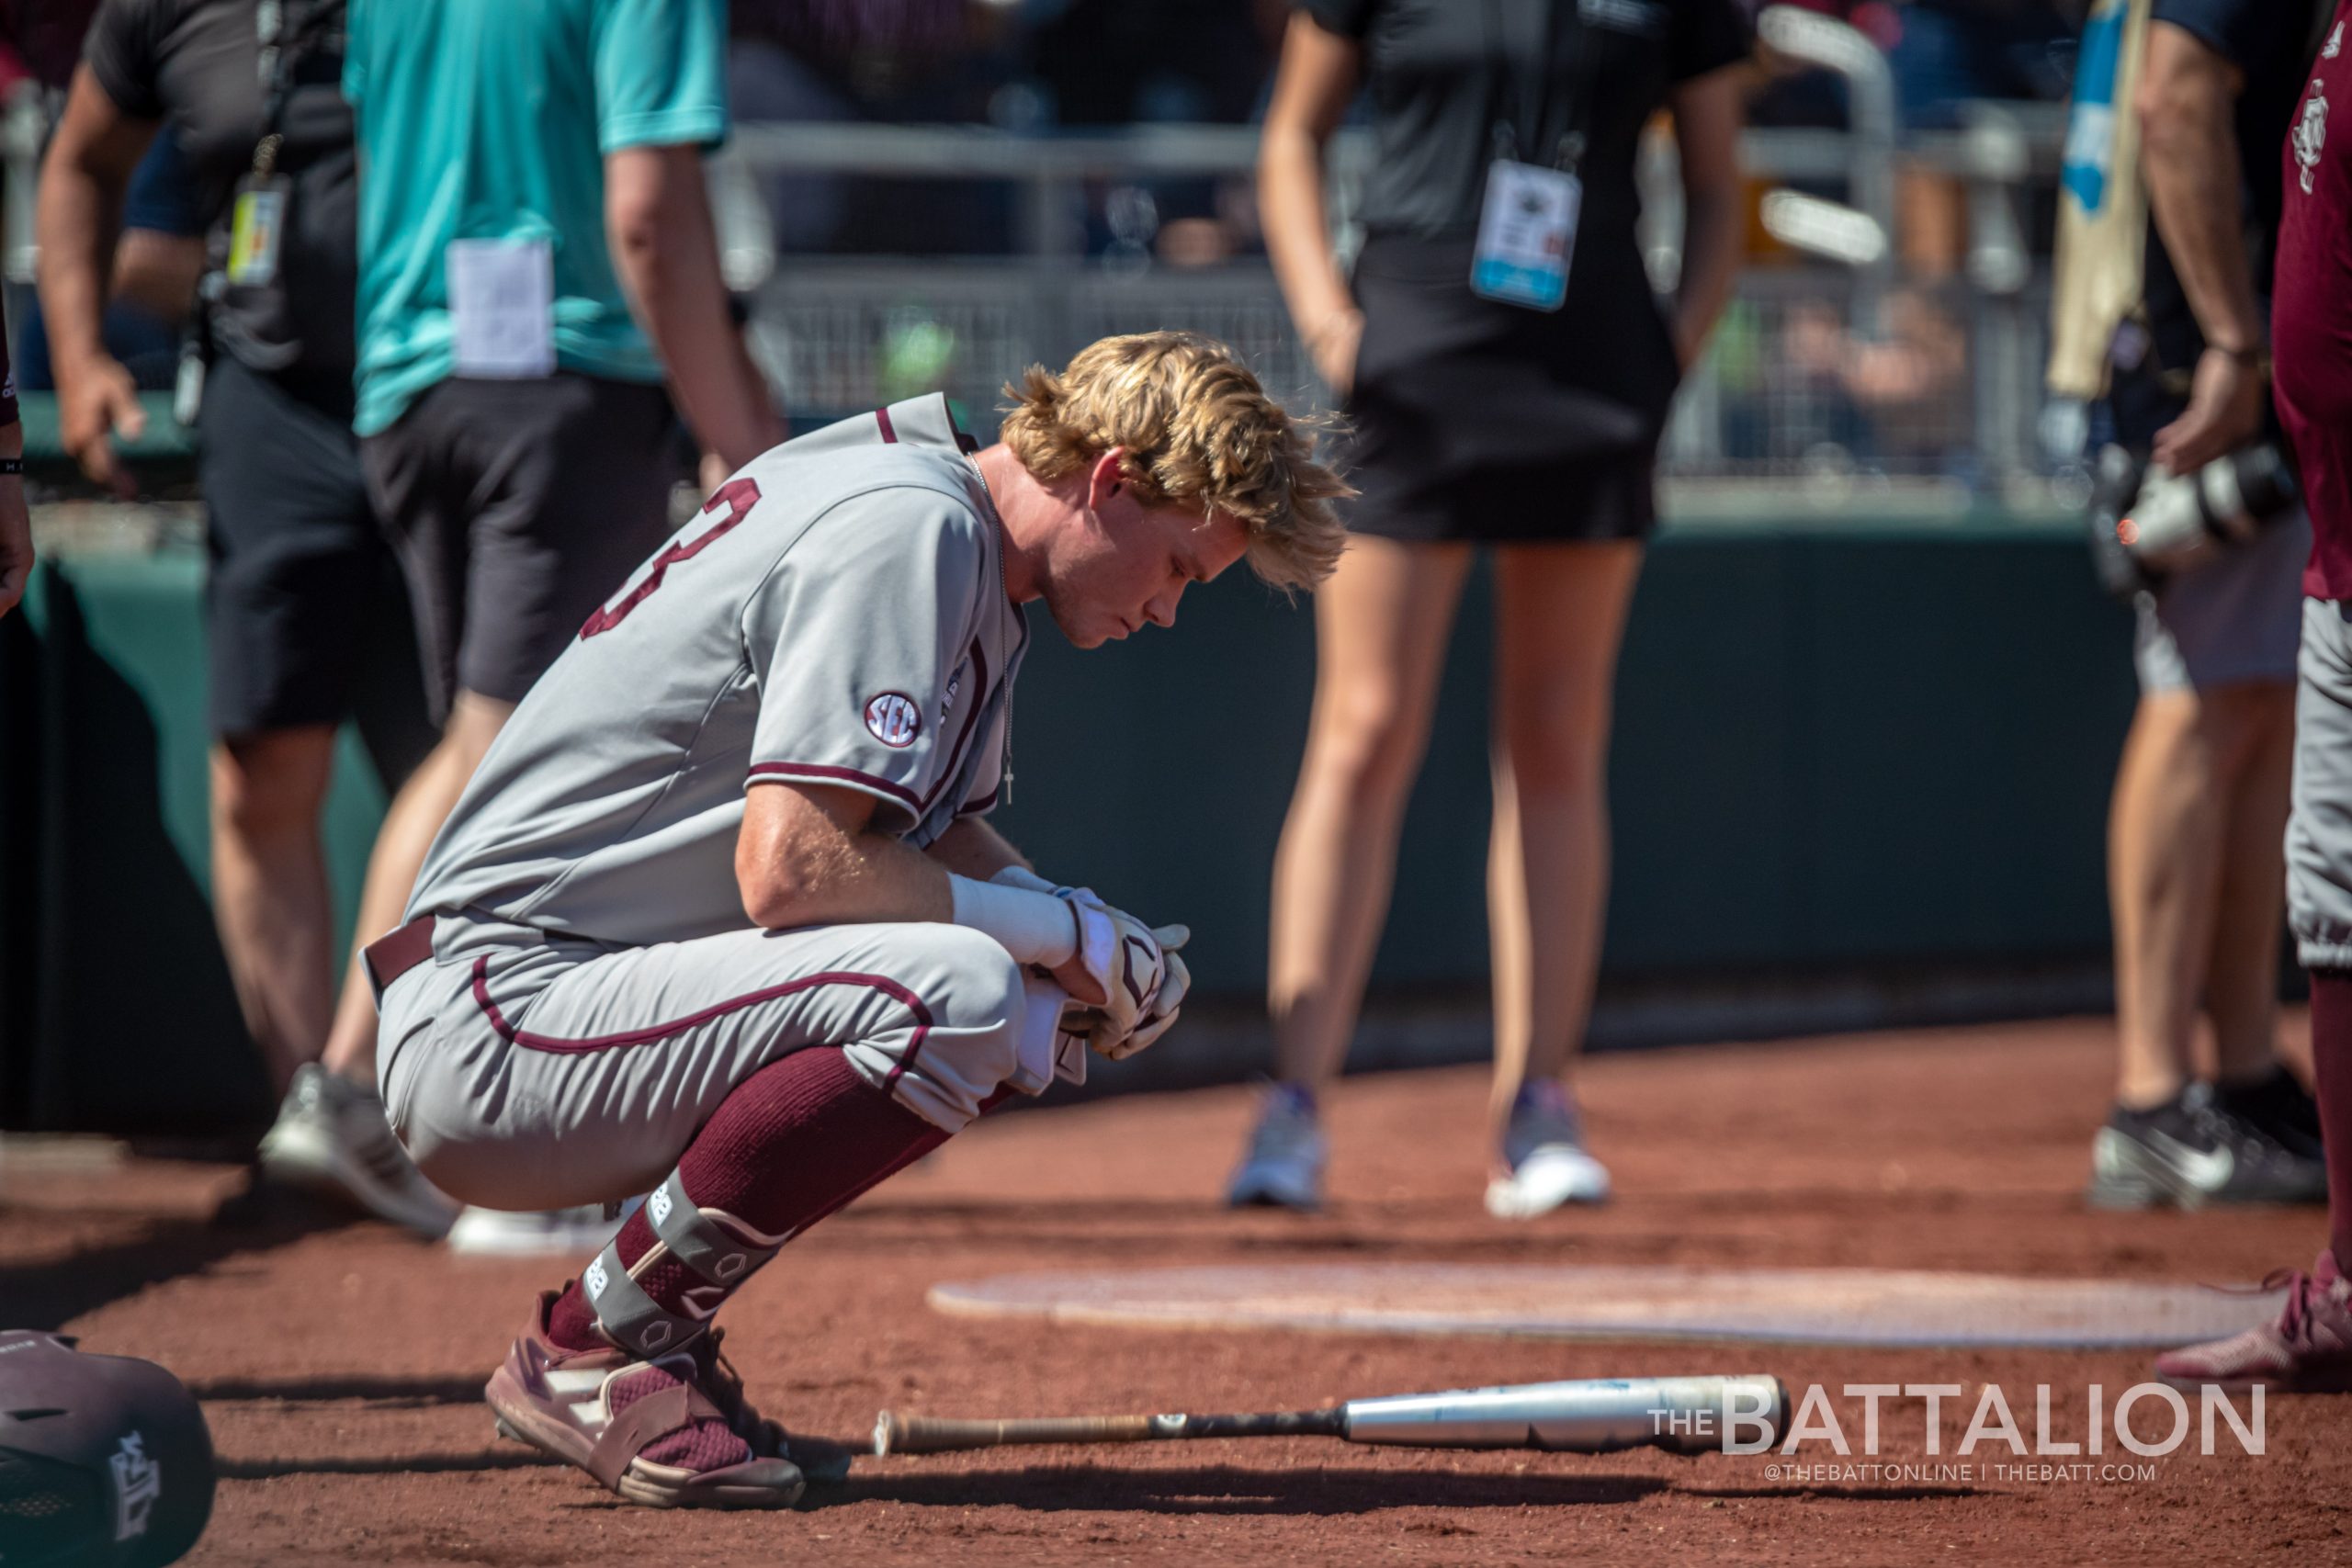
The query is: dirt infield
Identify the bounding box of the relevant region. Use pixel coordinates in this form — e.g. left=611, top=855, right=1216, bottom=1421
left=5, top=1015, right=2343, bottom=1565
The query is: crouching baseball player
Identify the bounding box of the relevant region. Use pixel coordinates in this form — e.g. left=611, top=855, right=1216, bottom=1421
left=361, top=332, right=1346, bottom=1507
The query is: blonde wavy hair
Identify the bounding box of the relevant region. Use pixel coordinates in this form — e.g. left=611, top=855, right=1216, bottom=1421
left=1000, top=332, right=1351, bottom=592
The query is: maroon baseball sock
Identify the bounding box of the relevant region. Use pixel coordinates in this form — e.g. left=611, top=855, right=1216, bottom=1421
left=547, top=1047, right=948, bottom=1352
left=2312, top=970, right=2352, bottom=1277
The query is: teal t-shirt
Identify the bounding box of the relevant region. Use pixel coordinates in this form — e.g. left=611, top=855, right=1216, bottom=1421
left=344, top=0, right=728, bottom=436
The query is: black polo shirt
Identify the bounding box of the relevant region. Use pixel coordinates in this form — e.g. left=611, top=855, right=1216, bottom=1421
left=1302, top=0, right=1751, bottom=242
left=85, top=0, right=357, bottom=407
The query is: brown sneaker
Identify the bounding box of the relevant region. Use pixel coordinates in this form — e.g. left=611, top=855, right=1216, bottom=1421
left=484, top=1291, right=810, bottom=1508
left=2154, top=1251, right=2352, bottom=1393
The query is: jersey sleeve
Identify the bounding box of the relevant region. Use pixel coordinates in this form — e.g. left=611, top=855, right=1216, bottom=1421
left=956, top=702, right=1009, bottom=818
left=2149, top=0, right=2297, bottom=76
left=1296, top=0, right=1378, bottom=42
left=1670, top=0, right=1754, bottom=85
left=741, top=494, right=988, bottom=835
left=83, top=0, right=170, bottom=121
left=591, top=0, right=729, bottom=154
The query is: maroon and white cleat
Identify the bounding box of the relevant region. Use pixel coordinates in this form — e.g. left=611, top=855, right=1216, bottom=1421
left=484, top=1291, right=830, bottom=1508
left=2154, top=1251, right=2352, bottom=1393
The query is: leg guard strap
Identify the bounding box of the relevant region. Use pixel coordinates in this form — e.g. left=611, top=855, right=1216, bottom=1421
left=582, top=1241, right=701, bottom=1358
left=647, top=1170, right=787, bottom=1287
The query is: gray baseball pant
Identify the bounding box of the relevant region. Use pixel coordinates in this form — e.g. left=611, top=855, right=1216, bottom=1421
left=376, top=911, right=1026, bottom=1212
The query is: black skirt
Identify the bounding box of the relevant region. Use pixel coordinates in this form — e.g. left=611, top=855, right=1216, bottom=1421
left=1340, top=232, right=1682, bottom=544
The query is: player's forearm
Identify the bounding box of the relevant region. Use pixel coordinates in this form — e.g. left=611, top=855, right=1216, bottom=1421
left=1260, top=120, right=1355, bottom=349
left=742, top=821, right=952, bottom=931
left=923, top=818, right=1029, bottom=882
left=2136, top=34, right=2265, bottom=355
left=605, top=146, right=781, bottom=471
left=1668, top=70, right=1746, bottom=369
left=1673, top=187, right=1741, bottom=369
left=35, top=144, right=130, bottom=378
left=0, top=418, right=29, bottom=620
left=110, top=231, right=205, bottom=328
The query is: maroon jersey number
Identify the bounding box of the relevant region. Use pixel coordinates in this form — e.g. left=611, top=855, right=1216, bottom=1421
left=580, top=478, right=762, bottom=638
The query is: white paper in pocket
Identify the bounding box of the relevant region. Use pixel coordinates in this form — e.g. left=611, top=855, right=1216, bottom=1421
left=448, top=238, right=556, bottom=378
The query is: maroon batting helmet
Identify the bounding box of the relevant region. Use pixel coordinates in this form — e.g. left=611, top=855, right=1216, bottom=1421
left=0, top=1331, right=213, bottom=1566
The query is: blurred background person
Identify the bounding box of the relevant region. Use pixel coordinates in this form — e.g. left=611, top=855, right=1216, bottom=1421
left=2068, top=0, right=2327, bottom=1210
left=1227, top=0, right=1751, bottom=1217
left=2157, top=0, right=2352, bottom=1390
left=17, top=130, right=200, bottom=397
left=37, top=0, right=454, bottom=1235
left=340, top=0, right=784, bottom=1255
left=1883, top=0, right=2075, bottom=277
left=729, top=0, right=1015, bottom=257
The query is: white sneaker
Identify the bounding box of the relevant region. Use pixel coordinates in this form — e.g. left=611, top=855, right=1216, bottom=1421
left=1226, top=1086, right=1327, bottom=1211
left=256, top=1064, right=459, bottom=1236
left=1484, top=1081, right=1611, bottom=1219
left=447, top=1199, right=642, bottom=1258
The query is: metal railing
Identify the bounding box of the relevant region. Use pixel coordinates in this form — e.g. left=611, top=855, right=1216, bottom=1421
left=1, top=11, right=2077, bottom=509
left=726, top=109, right=2067, bottom=503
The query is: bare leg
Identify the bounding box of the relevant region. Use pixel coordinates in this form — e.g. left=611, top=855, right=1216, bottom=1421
left=318, top=691, right=516, bottom=1082
left=1267, top=537, right=1472, bottom=1088
left=209, top=728, right=340, bottom=1092
left=1485, top=542, right=1644, bottom=1145
left=2109, top=691, right=2230, bottom=1109
left=1896, top=164, right=1966, bottom=279
left=2204, top=682, right=2296, bottom=1083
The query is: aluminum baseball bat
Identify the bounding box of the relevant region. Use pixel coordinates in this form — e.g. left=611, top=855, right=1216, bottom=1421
left=874, top=1374, right=1786, bottom=1457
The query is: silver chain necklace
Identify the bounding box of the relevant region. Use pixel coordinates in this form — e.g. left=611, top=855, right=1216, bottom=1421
left=975, top=456, right=1015, bottom=807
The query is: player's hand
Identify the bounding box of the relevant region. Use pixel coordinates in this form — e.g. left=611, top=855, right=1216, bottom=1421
left=698, top=450, right=735, bottom=496
left=1306, top=307, right=1363, bottom=400
left=1046, top=890, right=1170, bottom=1052
left=1096, top=925, right=1189, bottom=1060
left=57, top=353, right=144, bottom=499
left=2151, top=346, right=2267, bottom=477
left=0, top=452, right=29, bottom=621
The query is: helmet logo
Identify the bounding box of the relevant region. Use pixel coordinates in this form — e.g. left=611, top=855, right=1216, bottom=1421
left=111, top=1431, right=161, bottom=1540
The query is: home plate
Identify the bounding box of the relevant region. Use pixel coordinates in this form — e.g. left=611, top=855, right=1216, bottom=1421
left=927, top=1264, right=2286, bottom=1349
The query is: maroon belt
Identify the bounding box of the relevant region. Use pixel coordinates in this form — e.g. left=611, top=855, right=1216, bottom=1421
left=362, top=915, right=437, bottom=1001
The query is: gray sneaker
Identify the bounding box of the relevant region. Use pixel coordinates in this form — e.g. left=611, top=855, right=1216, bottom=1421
left=1485, top=1081, right=1611, bottom=1218
left=1226, top=1086, right=1327, bottom=1211
left=256, top=1064, right=458, bottom=1236
left=2087, top=1087, right=2327, bottom=1210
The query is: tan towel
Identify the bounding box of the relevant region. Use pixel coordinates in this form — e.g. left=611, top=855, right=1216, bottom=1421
left=2048, top=0, right=2154, bottom=400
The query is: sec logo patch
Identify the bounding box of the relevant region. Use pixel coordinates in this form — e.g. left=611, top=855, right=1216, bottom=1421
left=865, top=692, right=922, bottom=749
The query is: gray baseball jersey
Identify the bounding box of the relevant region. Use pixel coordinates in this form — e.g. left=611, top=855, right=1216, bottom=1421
left=402, top=393, right=1030, bottom=948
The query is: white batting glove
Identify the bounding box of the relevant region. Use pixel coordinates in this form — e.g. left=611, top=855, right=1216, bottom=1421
left=1065, top=893, right=1169, bottom=1048
left=1096, top=925, right=1190, bottom=1060
left=988, top=867, right=1187, bottom=1059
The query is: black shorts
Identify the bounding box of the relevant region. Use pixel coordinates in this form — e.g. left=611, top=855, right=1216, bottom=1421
left=200, top=354, right=418, bottom=738
left=1342, top=233, right=1679, bottom=545
left=362, top=375, right=683, bottom=725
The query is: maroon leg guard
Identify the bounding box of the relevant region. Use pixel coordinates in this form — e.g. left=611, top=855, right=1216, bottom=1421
left=548, top=1048, right=948, bottom=1350
left=2311, top=970, right=2352, bottom=1275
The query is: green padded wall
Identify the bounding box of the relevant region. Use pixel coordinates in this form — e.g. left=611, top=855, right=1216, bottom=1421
left=0, top=518, right=2139, bottom=1134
